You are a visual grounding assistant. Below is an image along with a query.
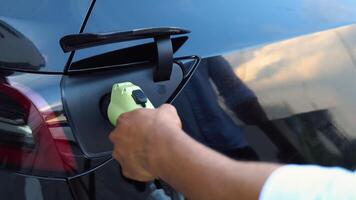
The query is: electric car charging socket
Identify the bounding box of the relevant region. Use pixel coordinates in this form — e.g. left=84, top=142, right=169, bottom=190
left=107, top=82, right=154, bottom=126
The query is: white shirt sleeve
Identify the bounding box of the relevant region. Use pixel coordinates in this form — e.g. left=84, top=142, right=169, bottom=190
left=259, top=164, right=356, bottom=200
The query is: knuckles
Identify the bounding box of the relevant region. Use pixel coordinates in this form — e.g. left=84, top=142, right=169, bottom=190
left=109, top=132, right=115, bottom=142
left=160, top=104, right=175, bottom=112
left=117, top=113, right=129, bottom=124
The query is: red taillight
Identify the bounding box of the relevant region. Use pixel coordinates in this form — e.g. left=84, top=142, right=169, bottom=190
left=0, top=83, right=76, bottom=174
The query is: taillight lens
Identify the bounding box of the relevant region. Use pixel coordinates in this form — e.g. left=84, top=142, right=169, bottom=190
left=0, top=89, right=33, bottom=147
left=0, top=83, right=76, bottom=174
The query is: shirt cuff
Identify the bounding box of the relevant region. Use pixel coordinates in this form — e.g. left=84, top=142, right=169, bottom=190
left=259, top=164, right=356, bottom=200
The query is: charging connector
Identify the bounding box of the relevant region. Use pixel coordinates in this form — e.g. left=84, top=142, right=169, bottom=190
left=107, top=82, right=154, bottom=126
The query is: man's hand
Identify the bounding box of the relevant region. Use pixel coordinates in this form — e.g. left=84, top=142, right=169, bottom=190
left=109, top=104, right=280, bottom=200
left=109, top=104, right=182, bottom=182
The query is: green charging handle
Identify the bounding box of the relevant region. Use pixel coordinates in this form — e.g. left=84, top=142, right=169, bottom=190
left=107, top=82, right=154, bottom=126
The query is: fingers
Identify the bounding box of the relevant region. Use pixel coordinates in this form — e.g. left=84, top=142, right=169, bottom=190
left=109, top=129, right=117, bottom=143
left=159, top=104, right=182, bottom=128
left=109, top=104, right=180, bottom=182
left=111, top=146, right=120, bottom=161
left=116, top=111, right=130, bottom=127
left=111, top=143, right=155, bottom=181
left=117, top=105, right=181, bottom=129
left=113, top=150, right=155, bottom=181
left=121, top=166, right=155, bottom=182
left=159, top=104, right=178, bottom=115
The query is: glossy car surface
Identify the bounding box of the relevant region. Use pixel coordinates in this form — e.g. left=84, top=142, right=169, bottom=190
left=1, top=0, right=356, bottom=199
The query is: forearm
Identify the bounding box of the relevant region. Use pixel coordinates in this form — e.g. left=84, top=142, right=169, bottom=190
left=148, top=126, right=280, bottom=200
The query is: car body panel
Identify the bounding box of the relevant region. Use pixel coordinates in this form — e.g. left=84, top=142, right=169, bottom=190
left=225, top=24, right=356, bottom=168
left=0, top=0, right=92, bottom=72
left=68, top=160, right=151, bottom=200
left=173, top=23, right=356, bottom=169
left=73, top=0, right=356, bottom=62
left=0, top=170, right=73, bottom=200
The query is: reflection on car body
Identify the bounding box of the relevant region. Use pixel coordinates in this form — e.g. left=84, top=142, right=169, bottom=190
left=178, top=24, right=356, bottom=169
left=173, top=56, right=302, bottom=162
